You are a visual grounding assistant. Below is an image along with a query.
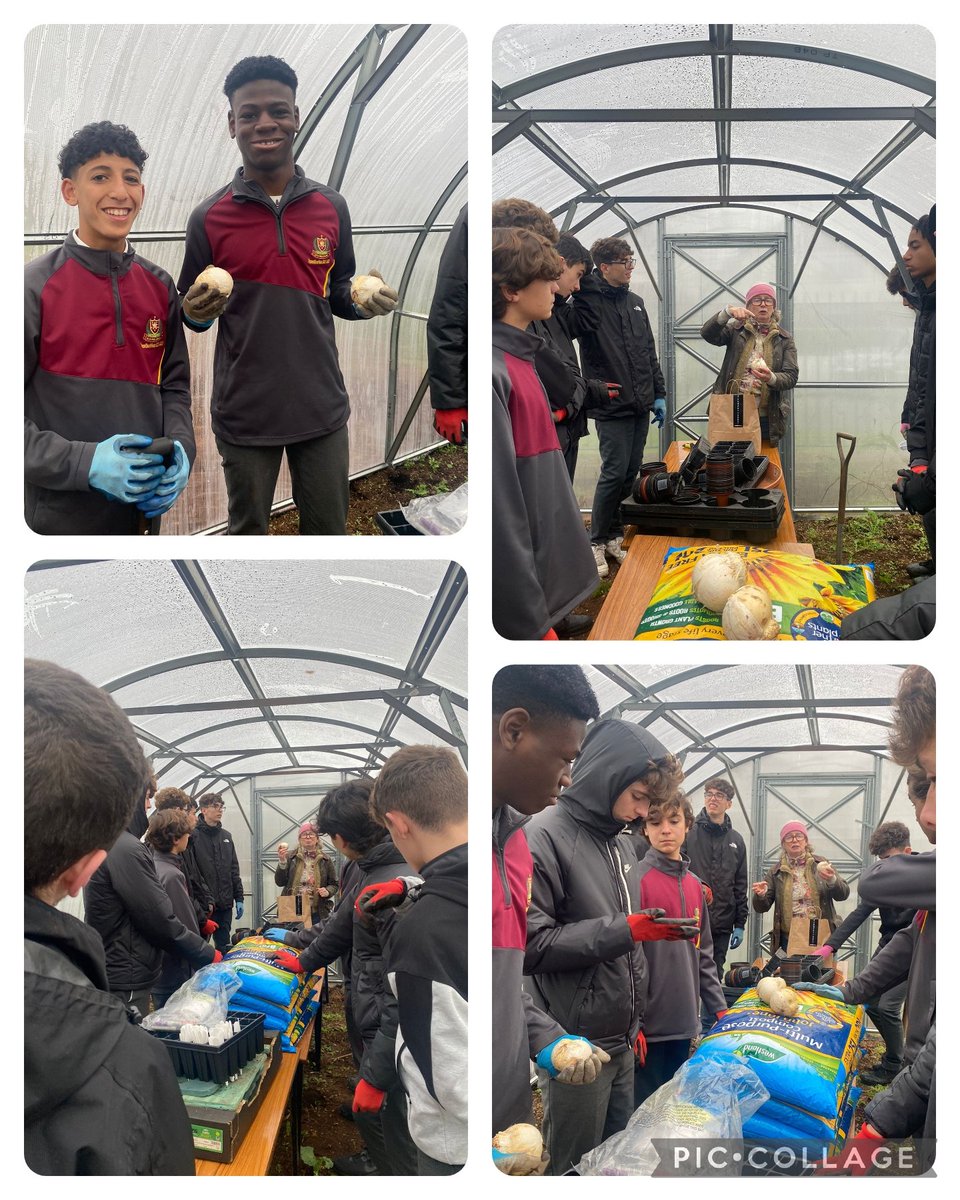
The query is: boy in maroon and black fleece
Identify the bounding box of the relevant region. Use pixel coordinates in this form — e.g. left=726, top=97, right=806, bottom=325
left=633, top=794, right=727, bottom=1107
left=492, top=226, right=597, bottom=639
left=25, top=121, right=194, bottom=534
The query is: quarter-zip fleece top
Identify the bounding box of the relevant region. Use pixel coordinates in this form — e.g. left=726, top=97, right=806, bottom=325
left=25, top=235, right=193, bottom=534
left=632, top=844, right=726, bottom=1041
left=523, top=719, right=676, bottom=1054
left=178, top=166, right=362, bottom=446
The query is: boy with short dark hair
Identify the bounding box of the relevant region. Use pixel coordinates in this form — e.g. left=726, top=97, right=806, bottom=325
left=492, top=226, right=597, bottom=639
left=25, top=659, right=195, bottom=1174
left=25, top=121, right=194, bottom=534
left=359, top=745, right=468, bottom=1174
left=178, top=55, right=398, bottom=536
left=632, top=794, right=727, bottom=1106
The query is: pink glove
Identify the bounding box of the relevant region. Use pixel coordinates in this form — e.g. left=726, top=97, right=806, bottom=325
left=814, top=944, right=834, bottom=958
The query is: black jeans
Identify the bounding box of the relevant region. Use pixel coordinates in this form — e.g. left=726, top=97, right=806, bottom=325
left=216, top=424, right=349, bottom=535
left=210, top=904, right=234, bottom=953
left=633, top=1038, right=692, bottom=1108
left=353, top=1080, right=418, bottom=1175
left=590, top=413, right=650, bottom=543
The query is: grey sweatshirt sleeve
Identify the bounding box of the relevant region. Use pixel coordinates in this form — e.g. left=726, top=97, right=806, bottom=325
left=841, top=921, right=915, bottom=1004
left=857, top=851, right=935, bottom=912
left=696, top=902, right=727, bottom=1017
left=522, top=988, right=566, bottom=1057
left=864, top=1021, right=935, bottom=1138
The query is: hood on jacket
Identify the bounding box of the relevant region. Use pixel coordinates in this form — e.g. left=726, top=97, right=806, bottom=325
left=127, top=803, right=149, bottom=840
left=419, top=843, right=467, bottom=908
left=694, top=807, right=732, bottom=836
left=560, top=718, right=672, bottom=839
left=357, top=833, right=408, bottom=874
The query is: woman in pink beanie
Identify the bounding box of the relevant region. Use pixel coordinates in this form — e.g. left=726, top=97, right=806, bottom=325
left=700, top=281, right=799, bottom=446
left=275, top=821, right=338, bottom=923
left=751, top=819, right=849, bottom=951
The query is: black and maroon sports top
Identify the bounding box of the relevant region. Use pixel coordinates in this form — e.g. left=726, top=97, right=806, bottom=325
left=24, top=237, right=193, bottom=535
left=178, top=167, right=363, bottom=446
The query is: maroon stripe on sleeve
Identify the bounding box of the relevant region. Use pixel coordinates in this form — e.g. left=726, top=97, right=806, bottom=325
left=505, top=354, right=563, bottom=458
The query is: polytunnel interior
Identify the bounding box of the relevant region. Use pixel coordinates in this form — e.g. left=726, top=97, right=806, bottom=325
left=25, top=558, right=467, bottom=925
left=24, top=23, right=467, bottom=533
left=493, top=24, right=935, bottom=513
left=579, top=662, right=923, bottom=975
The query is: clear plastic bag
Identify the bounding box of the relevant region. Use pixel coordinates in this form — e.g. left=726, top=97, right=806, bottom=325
left=401, top=482, right=467, bottom=535
left=140, top=962, right=242, bottom=1031
left=575, top=1052, right=768, bottom=1176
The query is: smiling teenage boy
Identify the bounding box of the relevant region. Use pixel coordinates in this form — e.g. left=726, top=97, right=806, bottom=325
left=25, top=121, right=194, bottom=534
left=178, top=55, right=398, bottom=535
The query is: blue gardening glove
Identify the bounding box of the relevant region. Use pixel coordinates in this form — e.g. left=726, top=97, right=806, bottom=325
left=263, top=927, right=296, bottom=945
left=88, top=434, right=165, bottom=503
left=795, top=982, right=845, bottom=1002
left=235, top=901, right=244, bottom=919
left=652, top=398, right=667, bottom=428
left=136, top=440, right=190, bottom=517
left=535, top=1035, right=610, bottom=1084
left=729, top=926, right=744, bottom=949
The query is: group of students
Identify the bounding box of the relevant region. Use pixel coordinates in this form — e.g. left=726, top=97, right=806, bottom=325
left=24, top=657, right=468, bottom=1176
left=25, top=53, right=401, bottom=537
left=491, top=663, right=936, bottom=1175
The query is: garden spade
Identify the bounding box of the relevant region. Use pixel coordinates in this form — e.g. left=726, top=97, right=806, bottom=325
left=835, top=433, right=856, bottom=561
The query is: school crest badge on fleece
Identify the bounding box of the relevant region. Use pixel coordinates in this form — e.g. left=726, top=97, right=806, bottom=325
left=309, top=235, right=332, bottom=266
left=140, top=315, right=165, bottom=349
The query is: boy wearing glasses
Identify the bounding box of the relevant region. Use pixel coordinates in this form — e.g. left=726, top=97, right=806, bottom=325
left=700, top=281, right=799, bottom=447
left=193, top=794, right=245, bottom=951
left=572, top=237, right=667, bottom=578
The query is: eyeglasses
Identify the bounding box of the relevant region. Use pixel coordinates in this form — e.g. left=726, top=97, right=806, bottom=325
left=610, top=257, right=635, bottom=268
left=704, top=791, right=728, bottom=800
left=205, top=802, right=226, bottom=811
left=783, top=832, right=806, bottom=841
left=747, top=297, right=775, bottom=306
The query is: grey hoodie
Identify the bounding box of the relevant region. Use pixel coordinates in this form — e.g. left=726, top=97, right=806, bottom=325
left=523, top=719, right=674, bottom=1053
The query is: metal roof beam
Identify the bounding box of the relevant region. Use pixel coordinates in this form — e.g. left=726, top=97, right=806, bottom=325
left=351, top=25, right=430, bottom=105
left=674, top=245, right=776, bottom=325
left=492, top=106, right=930, bottom=124
left=327, top=26, right=390, bottom=191
left=617, top=697, right=891, bottom=711
left=709, top=25, right=733, bottom=201
left=123, top=687, right=436, bottom=716
left=796, top=665, right=822, bottom=748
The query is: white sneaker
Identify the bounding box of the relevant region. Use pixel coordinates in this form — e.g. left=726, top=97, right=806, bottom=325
left=605, top=537, right=627, bottom=564
left=592, top=543, right=609, bottom=578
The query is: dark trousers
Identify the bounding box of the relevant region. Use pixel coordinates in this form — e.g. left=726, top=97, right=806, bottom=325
left=416, top=1150, right=462, bottom=1175
left=711, top=928, right=732, bottom=984
left=590, top=413, right=650, bottom=543
left=539, top=1046, right=635, bottom=1176
left=866, top=977, right=907, bottom=1067
left=923, top=507, right=936, bottom=566
left=634, top=1038, right=692, bottom=1108
left=556, top=425, right=581, bottom=485
left=210, top=905, right=234, bottom=953
left=216, top=424, right=349, bottom=535
left=114, top=987, right=153, bottom=1021
left=353, top=1080, right=418, bottom=1175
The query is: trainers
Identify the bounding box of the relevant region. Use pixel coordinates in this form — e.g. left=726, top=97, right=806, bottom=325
left=554, top=613, right=594, bottom=638
left=860, top=1062, right=902, bottom=1086
left=591, top=543, right=609, bottom=578
left=332, top=1150, right=378, bottom=1175
left=605, top=536, right=627, bottom=564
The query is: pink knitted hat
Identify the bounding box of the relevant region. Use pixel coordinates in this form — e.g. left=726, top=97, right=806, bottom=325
left=780, top=820, right=808, bottom=842
left=299, top=821, right=318, bottom=836
left=745, top=282, right=776, bottom=305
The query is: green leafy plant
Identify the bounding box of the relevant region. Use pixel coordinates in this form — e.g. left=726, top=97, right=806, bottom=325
left=300, top=1145, right=334, bottom=1174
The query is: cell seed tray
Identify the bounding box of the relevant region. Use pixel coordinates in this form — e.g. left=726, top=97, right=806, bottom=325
left=620, top=488, right=785, bottom=543
left=147, top=1010, right=265, bottom=1084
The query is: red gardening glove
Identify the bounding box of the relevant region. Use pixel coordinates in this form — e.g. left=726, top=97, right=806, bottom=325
left=433, top=407, right=467, bottom=445
left=702, top=883, right=714, bottom=906
left=715, top=1009, right=728, bottom=1021
left=816, top=1122, right=885, bottom=1175
left=552, top=408, right=566, bottom=423
left=605, top=382, right=621, bottom=402
left=352, top=1078, right=387, bottom=1113
left=200, top=919, right=219, bottom=937
left=212, top=951, right=223, bottom=964
left=627, top=909, right=700, bottom=942
left=355, top=878, right=408, bottom=918
left=633, top=1030, right=647, bottom=1066
left=272, top=949, right=304, bottom=973
left=542, top=628, right=559, bottom=640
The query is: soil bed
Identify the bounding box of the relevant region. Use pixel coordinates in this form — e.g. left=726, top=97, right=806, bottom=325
left=268, top=444, right=467, bottom=536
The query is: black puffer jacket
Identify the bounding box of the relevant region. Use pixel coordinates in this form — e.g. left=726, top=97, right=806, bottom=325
left=682, top=809, right=748, bottom=934
left=427, top=204, right=468, bottom=412
left=571, top=271, right=666, bottom=419
left=523, top=719, right=675, bottom=1054
left=84, top=819, right=215, bottom=992
left=905, top=281, right=935, bottom=458
left=191, top=817, right=244, bottom=908
left=297, top=836, right=414, bottom=1091
left=25, top=895, right=195, bottom=1174
left=180, top=839, right=214, bottom=925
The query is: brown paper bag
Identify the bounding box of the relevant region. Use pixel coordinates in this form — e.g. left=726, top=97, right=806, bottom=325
left=277, top=893, right=313, bottom=929
left=786, top=915, right=831, bottom=956
left=707, top=392, right=762, bottom=456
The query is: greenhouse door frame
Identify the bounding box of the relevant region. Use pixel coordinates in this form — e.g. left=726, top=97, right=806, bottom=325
left=659, top=226, right=795, bottom=503
left=751, top=768, right=880, bottom=976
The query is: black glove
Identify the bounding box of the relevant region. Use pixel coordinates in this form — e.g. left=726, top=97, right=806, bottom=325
left=892, top=466, right=934, bottom=514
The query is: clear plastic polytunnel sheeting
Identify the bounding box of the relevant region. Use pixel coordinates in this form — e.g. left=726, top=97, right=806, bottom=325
left=578, top=662, right=925, bottom=974
left=493, top=24, right=935, bottom=512
left=25, top=558, right=467, bottom=920
left=25, top=24, right=467, bottom=532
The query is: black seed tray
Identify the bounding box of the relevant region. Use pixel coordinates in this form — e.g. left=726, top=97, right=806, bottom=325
left=374, top=509, right=424, bottom=536
left=147, top=1010, right=266, bottom=1084
left=620, top=488, right=785, bottom=543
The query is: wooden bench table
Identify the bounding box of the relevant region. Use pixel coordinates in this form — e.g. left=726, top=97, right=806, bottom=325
left=589, top=442, right=813, bottom=640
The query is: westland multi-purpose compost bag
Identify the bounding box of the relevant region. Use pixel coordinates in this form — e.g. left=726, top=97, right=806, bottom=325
left=224, top=935, right=321, bottom=1051
left=694, top=987, right=865, bottom=1143
left=634, top=544, right=876, bottom=640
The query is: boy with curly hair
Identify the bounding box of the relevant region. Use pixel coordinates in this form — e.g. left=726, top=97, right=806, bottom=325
left=25, top=121, right=194, bottom=534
